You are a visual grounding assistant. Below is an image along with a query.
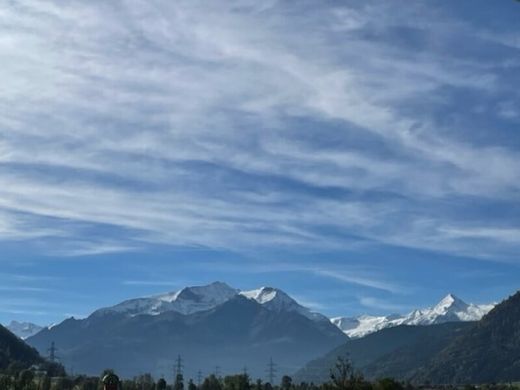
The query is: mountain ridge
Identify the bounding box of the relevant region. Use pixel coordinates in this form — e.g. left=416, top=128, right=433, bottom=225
left=27, top=283, right=347, bottom=379
left=331, top=293, right=494, bottom=338
left=92, top=281, right=328, bottom=323
left=297, top=290, right=520, bottom=384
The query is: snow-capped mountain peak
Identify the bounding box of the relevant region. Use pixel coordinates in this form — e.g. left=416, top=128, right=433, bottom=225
left=91, top=282, right=329, bottom=323
left=6, top=321, right=44, bottom=340
left=160, top=281, right=238, bottom=304
left=94, top=281, right=239, bottom=317
left=241, top=287, right=293, bottom=307
left=241, top=287, right=329, bottom=322
left=332, top=294, right=495, bottom=338
left=404, top=294, right=484, bottom=325
left=434, top=293, right=468, bottom=312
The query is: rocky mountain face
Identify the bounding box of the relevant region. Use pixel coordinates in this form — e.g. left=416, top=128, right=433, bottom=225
left=331, top=294, right=494, bottom=338
left=27, top=282, right=346, bottom=379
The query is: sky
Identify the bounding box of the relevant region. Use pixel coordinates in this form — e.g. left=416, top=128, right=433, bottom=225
left=0, top=0, right=520, bottom=326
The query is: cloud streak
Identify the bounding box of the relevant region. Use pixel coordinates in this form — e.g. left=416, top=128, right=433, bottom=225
left=312, top=269, right=405, bottom=295
left=0, top=0, right=518, bottom=262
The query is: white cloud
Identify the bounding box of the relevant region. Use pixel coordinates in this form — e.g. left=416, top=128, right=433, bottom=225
left=313, top=269, right=405, bottom=295
left=439, top=226, right=520, bottom=245
left=0, top=0, right=518, bottom=260
left=358, top=296, right=409, bottom=313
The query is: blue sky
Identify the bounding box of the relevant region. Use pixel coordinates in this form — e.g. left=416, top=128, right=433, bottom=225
left=0, top=0, right=519, bottom=326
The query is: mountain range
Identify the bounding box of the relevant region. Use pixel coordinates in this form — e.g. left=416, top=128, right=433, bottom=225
left=297, top=290, right=520, bottom=384
left=27, top=282, right=345, bottom=379
left=11, top=290, right=492, bottom=342
left=19, top=282, right=517, bottom=384
left=331, top=294, right=494, bottom=338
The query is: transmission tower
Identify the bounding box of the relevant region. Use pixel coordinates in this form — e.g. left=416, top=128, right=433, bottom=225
left=175, top=354, right=184, bottom=376
left=171, top=354, right=184, bottom=385
left=197, top=370, right=203, bottom=386
left=242, top=366, right=248, bottom=376
left=265, top=357, right=277, bottom=384
left=47, top=341, right=59, bottom=362
left=214, top=366, right=221, bottom=377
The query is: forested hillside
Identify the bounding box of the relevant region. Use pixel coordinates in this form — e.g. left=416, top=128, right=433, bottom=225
left=294, top=322, right=471, bottom=383
left=0, top=324, right=42, bottom=371
left=413, top=291, right=520, bottom=384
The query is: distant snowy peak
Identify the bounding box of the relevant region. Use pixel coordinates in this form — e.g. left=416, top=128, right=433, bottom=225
left=332, top=294, right=495, bottom=338
left=403, top=293, right=491, bottom=325
left=331, top=314, right=403, bottom=339
left=240, top=287, right=329, bottom=322
left=7, top=321, right=44, bottom=340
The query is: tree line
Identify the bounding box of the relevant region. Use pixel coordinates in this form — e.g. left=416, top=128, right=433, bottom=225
left=1, top=356, right=520, bottom=390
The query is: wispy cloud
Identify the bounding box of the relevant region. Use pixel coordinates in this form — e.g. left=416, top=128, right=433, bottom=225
left=439, top=226, right=520, bottom=244
left=358, top=296, right=410, bottom=313
left=291, top=295, right=328, bottom=312
left=0, top=272, right=59, bottom=282
left=50, top=241, right=140, bottom=257
left=312, top=269, right=406, bottom=295
left=0, top=0, right=518, bottom=261
left=122, top=280, right=180, bottom=287
left=0, top=286, right=52, bottom=292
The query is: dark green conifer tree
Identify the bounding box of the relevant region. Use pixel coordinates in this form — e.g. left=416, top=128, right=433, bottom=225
left=157, top=377, right=168, bottom=390
left=281, top=375, right=292, bottom=390
left=41, top=375, right=52, bottom=390
left=189, top=378, right=198, bottom=390
left=201, top=374, right=223, bottom=390
left=175, top=372, right=185, bottom=390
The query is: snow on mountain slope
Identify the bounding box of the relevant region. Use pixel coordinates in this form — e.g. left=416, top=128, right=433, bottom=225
left=402, top=293, right=492, bottom=325
left=93, top=281, right=239, bottom=317
left=331, top=314, right=403, bottom=339
left=240, top=287, right=329, bottom=322
left=92, top=282, right=328, bottom=322
left=7, top=321, right=44, bottom=340
left=332, top=294, right=494, bottom=338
